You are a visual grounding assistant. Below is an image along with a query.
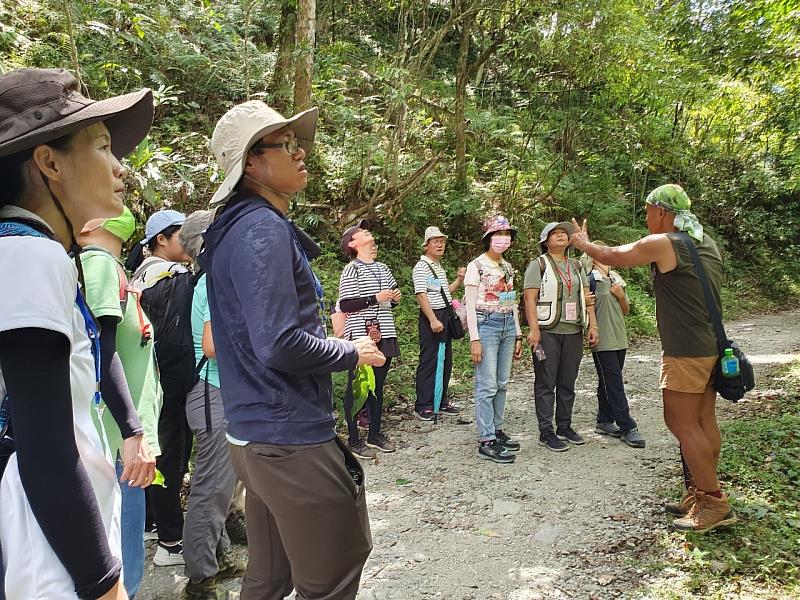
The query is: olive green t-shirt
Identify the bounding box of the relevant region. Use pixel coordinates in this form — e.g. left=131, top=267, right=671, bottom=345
left=524, top=255, right=588, bottom=335
left=590, top=269, right=629, bottom=352
left=654, top=233, right=723, bottom=357
left=80, top=249, right=163, bottom=457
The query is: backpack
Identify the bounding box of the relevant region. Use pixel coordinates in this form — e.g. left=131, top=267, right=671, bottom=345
left=132, top=259, right=198, bottom=397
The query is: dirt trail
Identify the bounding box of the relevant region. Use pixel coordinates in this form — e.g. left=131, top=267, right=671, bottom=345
left=138, top=309, right=800, bottom=599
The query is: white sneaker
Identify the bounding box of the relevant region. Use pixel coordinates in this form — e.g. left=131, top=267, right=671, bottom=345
left=153, top=541, right=185, bottom=566
left=143, top=529, right=158, bottom=542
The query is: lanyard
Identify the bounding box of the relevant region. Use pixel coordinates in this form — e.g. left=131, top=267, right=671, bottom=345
left=356, top=260, right=383, bottom=289
left=75, top=288, right=103, bottom=409
left=551, top=258, right=573, bottom=296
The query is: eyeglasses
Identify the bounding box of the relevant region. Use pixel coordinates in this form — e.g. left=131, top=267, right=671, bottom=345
left=250, top=137, right=300, bottom=155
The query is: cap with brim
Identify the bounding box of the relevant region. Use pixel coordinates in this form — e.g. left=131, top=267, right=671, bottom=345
left=340, top=219, right=370, bottom=256
left=0, top=68, right=153, bottom=159
left=142, top=209, right=187, bottom=245
left=179, top=210, right=214, bottom=261
left=209, top=101, right=318, bottom=207
left=422, top=226, right=448, bottom=247
left=481, top=215, right=517, bottom=241
left=539, top=221, right=575, bottom=252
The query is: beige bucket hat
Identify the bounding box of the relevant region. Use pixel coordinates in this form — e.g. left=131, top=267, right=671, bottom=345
left=209, top=101, right=318, bottom=207
left=422, top=226, right=448, bottom=247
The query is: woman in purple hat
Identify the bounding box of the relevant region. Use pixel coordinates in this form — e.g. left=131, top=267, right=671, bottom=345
left=464, top=215, right=524, bottom=464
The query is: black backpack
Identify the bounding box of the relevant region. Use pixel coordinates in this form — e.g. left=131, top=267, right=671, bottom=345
left=133, top=260, right=198, bottom=397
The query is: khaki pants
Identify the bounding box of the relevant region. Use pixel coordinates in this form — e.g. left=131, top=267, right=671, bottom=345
left=229, top=438, right=372, bottom=600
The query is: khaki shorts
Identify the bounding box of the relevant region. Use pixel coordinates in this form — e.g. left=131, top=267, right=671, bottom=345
left=660, top=354, right=717, bottom=394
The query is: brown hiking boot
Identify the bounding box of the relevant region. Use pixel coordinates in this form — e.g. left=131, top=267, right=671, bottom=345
left=665, top=486, right=696, bottom=516
left=672, top=490, right=737, bottom=533
left=182, top=577, right=225, bottom=600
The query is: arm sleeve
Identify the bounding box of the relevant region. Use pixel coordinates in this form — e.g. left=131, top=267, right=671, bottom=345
left=97, top=316, right=143, bottom=439
left=338, top=264, right=377, bottom=312
left=0, top=328, right=121, bottom=599
left=465, top=284, right=480, bottom=341
left=231, top=216, right=358, bottom=374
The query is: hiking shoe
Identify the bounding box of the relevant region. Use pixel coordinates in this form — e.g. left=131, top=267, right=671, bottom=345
left=672, top=491, right=737, bottom=533
left=478, top=440, right=516, bottom=464
left=366, top=433, right=396, bottom=453
left=183, top=577, right=224, bottom=600
left=144, top=525, right=159, bottom=542
left=539, top=433, right=569, bottom=452
left=595, top=422, right=622, bottom=438
left=440, top=403, right=461, bottom=415
left=414, top=408, right=434, bottom=421
left=154, top=541, right=185, bottom=566
left=225, top=511, right=247, bottom=545
left=621, top=428, right=646, bottom=448
left=216, top=551, right=247, bottom=579
left=665, top=486, right=696, bottom=516
left=356, top=408, right=369, bottom=429
left=556, top=428, right=586, bottom=445
left=495, top=430, right=521, bottom=452
left=348, top=439, right=378, bottom=459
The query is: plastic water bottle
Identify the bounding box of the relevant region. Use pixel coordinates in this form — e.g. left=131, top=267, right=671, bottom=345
left=720, top=348, right=740, bottom=378
left=534, top=343, right=547, bottom=361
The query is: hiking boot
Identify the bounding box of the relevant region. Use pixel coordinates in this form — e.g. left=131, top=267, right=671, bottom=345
left=478, top=440, right=516, bottom=464
left=225, top=511, right=247, bottom=545
left=154, top=541, right=185, bottom=566
left=414, top=408, right=434, bottom=421
left=665, top=487, right=696, bottom=516
left=539, top=433, right=569, bottom=452
left=556, top=428, right=586, bottom=445
left=183, top=577, right=224, bottom=600
left=440, top=403, right=461, bottom=415
left=495, top=430, right=520, bottom=452
left=366, top=433, right=396, bottom=453
left=348, top=439, right=378, bottom=459
left=672, top=491, right=737, bottom=533
left=621, top=428, right=646, bottom=448
left=216, top=551, right=247, bottom=579
left=595, top=422, right=622, bottom=438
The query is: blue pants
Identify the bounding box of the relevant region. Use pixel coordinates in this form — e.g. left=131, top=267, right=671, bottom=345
left=116, top=456, right=145, bottom=598
left=473, top=311, right=516, bottom=442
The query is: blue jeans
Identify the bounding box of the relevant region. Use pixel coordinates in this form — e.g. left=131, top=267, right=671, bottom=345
left=473, top=311, right=516, bottom=442
left=116, top=456, right=146, bottom=598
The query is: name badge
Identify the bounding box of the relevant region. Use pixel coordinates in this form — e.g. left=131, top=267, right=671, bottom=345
left=565, top=301, right=578, bottom=321
left=427, top=276, right=443, bottom=291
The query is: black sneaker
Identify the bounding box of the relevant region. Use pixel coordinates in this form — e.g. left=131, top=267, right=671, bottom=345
left=539, top=433, right=569, bottom=452
left=478, top=440, right=516, bottom=464
left=439, top=403, right=461, bottom=415
left=414, top=408, right=434, bottom=421
left=365, top=433, right=396, bottom=453
left=556, top=428, right=586, bottom=445
left=595, top=422, right=622, bottom=438
left=495, top=430, right=520, bottom=452
left=348, top=439, right=378, bottom=459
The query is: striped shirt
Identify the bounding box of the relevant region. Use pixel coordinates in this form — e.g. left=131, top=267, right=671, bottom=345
left=338, top=260, right=398, bottom=340
left=412, top=255, right=452, bottom=309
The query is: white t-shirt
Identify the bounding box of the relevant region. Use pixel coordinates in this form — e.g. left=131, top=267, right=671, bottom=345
left=0, top=209, right=121, bottom=599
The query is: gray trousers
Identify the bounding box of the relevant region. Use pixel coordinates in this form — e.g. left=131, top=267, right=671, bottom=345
left=533, top=331, right=584, bottom=435
left=183, top=379, right=236, bottom=582
left=229, top=438, right=372, bottom=600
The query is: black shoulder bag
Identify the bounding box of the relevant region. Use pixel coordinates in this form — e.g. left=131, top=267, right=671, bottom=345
left=678, top=232, right=755, bottom=402
left=425, top=262, right=466, bottom=340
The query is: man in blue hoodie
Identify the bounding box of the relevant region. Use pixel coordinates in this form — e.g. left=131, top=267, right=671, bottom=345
left=199, top=100, right=385, bottom=600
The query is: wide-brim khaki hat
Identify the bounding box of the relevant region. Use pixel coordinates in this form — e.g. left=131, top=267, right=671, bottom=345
left=422, top=226, right=448, bottom=247
left=0, top=68, right=153, bottom=159
left=209, top=101, right=318, bottom=207
left=539, top=221, right=575, bottom=252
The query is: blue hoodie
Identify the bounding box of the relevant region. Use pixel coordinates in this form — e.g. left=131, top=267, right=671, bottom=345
left=199, top=196, right=358, bottom=445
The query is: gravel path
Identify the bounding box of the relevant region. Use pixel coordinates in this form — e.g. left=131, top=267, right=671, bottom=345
left=138, top=309, right=800, bottom=599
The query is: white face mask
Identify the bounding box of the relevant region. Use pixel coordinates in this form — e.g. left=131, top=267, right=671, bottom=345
left=490, top=235, right=512, bottom=253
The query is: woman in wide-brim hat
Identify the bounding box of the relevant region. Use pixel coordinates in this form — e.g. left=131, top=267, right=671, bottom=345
left=0, top=67, right=154, bottom=600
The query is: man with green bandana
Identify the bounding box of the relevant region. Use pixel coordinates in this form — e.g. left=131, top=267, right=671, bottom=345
left=570, top=184, right=736, bottom=534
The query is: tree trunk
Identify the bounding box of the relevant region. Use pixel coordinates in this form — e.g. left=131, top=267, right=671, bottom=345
left=270, top=0, right=297, bottom=113
left=454, top=1, right=474, bottom=190
left=294, top=0, right=316, bottom=112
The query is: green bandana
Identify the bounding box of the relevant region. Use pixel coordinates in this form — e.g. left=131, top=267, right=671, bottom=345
left=645, top=184, right=704, bottom=242
left=102, top=206, right=136, bottom=242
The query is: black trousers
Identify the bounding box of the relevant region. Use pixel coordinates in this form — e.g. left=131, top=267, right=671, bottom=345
left=414, top=308, right=453, bottom=412
left=592, top=349, right=637, bottom=432
left=344, top=358, right=392, bottom=444
left=147, top=381, right=193, bottom=542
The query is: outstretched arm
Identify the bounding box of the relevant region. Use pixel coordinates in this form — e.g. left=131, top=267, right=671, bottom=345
left=570, top=218, right=677, bottom=272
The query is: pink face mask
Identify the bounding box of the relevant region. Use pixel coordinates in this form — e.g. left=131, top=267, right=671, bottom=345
left=490, top=235, right=512, bottom=253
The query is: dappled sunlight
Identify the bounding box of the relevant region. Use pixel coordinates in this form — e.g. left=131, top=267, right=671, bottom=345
left=507, top=565, right=565, bottom=600
left=747, top=352, right=800, bottom=366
